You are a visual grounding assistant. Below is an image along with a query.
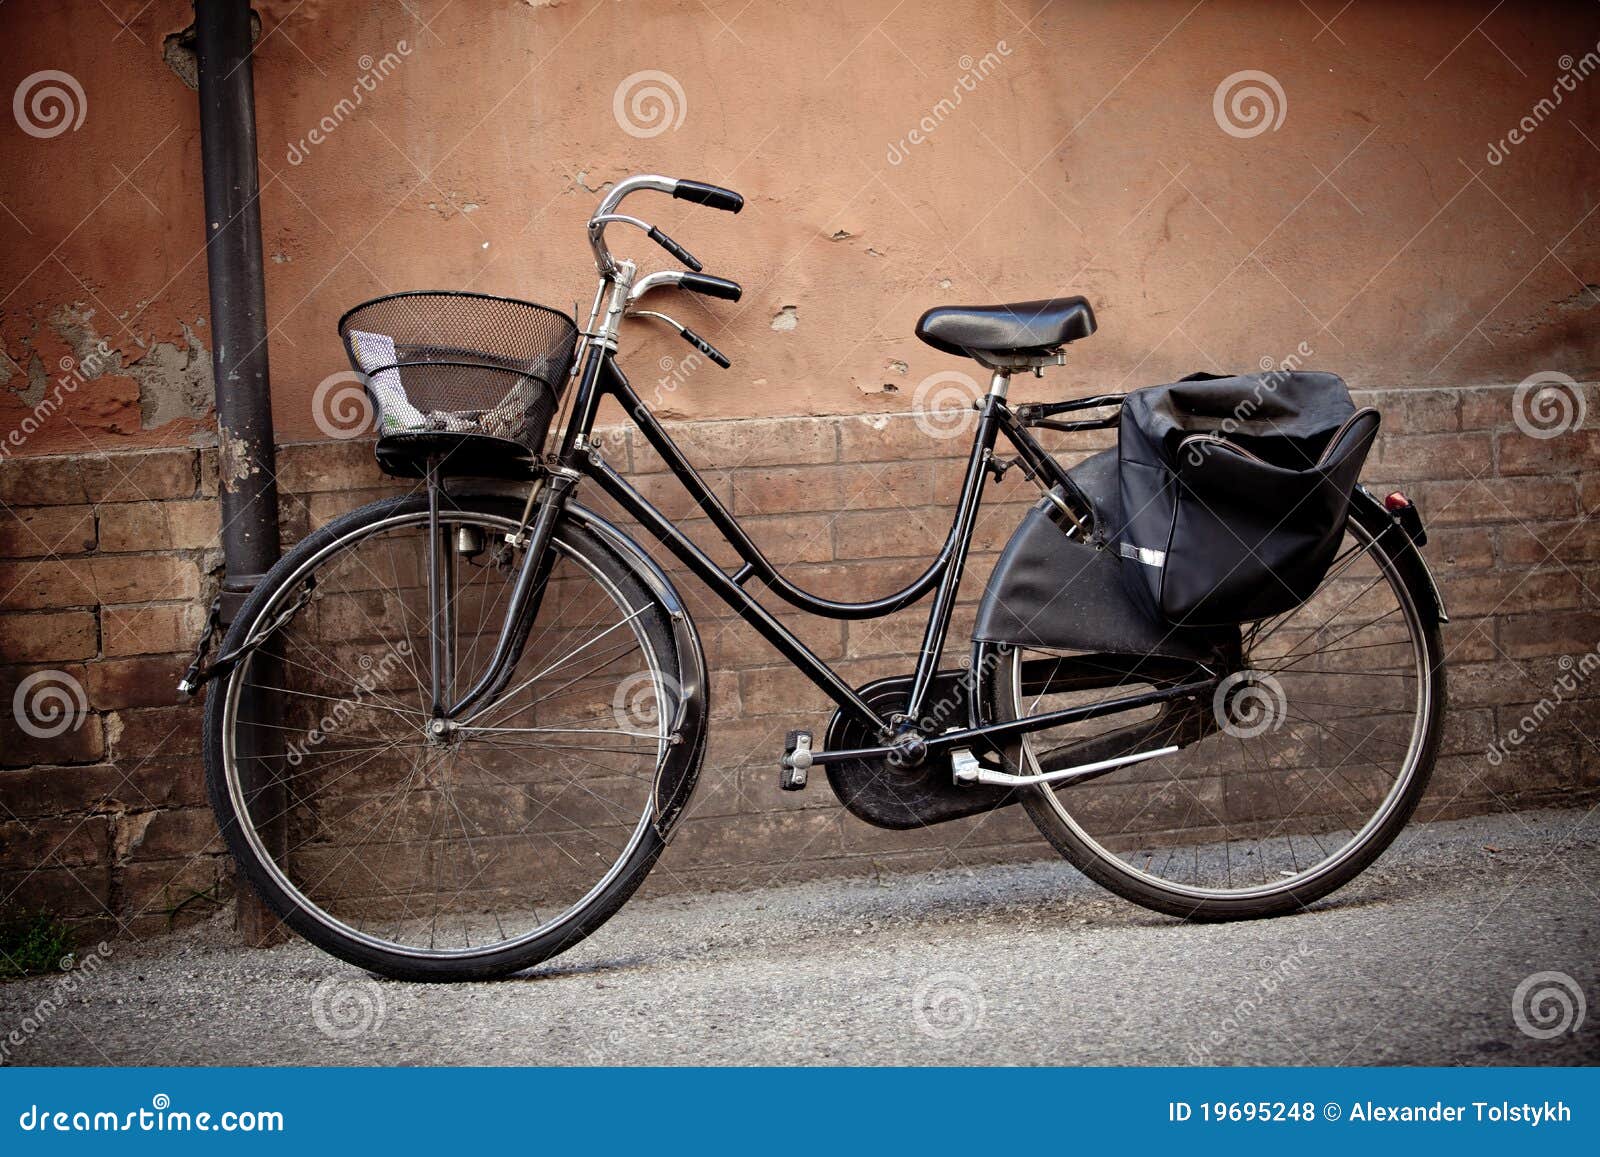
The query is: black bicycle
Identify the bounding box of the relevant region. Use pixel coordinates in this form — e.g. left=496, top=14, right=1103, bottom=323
left=192, top=175, right=1447, bottom=981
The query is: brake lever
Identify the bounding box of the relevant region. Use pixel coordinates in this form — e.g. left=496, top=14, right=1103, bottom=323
left=628, top=309, right=731, bottom=369
left=646, top=225, right=703, bottom=272
left=678, top=326, right=731, bottom=368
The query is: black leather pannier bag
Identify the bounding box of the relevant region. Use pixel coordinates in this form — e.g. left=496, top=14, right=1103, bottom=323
left=1116, top=371, right=1379, bottom=627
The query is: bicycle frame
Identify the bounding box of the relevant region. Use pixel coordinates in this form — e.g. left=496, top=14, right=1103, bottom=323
left=433, top=174, right=1218, bottom=765
left=440, top=339, right=1212, bottom=762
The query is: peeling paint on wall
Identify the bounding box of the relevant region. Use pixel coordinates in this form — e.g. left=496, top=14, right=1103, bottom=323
left=217, top=426, right=256, bottom=490
left=129, top=324, right=214, bottom=429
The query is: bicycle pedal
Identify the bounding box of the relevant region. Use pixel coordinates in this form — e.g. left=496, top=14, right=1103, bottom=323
left=780, top=730, right=812, bottom=791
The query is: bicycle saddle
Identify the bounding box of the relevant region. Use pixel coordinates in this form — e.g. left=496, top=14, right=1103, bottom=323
left=914, top=296, right=1096, bottom=358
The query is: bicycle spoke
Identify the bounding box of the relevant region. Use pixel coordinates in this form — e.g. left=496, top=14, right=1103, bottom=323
left=216, top=504, right=671, bottom=963
left=1007, top=512, right=1434, bottom=903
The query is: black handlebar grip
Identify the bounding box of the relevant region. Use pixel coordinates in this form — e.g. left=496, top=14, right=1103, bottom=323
left=680, top=327, right=731, bottom=369
left=647, top=225, right=703, bottom=272
left=678, top=273, right=742, bottom=302
left=672, top=180, right=744, bottom=213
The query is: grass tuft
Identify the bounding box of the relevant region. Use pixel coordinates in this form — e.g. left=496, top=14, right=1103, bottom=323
left=0, top=910, right=76, bottom=980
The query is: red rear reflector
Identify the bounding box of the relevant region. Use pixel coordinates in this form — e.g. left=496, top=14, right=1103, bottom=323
left=1384, top=491, right=1411, bottom=512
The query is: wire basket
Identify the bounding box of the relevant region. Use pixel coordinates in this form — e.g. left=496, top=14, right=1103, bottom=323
left=338, top=291, right=579, bottom=479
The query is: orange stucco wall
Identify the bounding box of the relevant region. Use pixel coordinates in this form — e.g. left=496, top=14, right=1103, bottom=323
left=2, top=0, right=1596, bottom=453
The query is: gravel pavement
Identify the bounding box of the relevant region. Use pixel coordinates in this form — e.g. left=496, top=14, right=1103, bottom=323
left=4, top=806, right=1597, bottom=1066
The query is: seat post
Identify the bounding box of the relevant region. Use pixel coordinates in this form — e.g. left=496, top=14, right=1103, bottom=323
left=988, top=368, right=1011, bottom=398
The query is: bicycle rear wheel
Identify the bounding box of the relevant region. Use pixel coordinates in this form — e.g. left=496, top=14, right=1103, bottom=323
left=975, top=498, right=1445, bottom=920
left=204, top=492, right=689, bottom=979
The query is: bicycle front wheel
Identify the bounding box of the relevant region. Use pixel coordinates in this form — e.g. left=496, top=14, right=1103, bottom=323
left=204, top=493, right=687, bottom=980
left=975, top=498, right=1446, bottom=920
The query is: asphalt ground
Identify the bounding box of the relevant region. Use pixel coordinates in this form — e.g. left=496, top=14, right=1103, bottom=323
left=3, top=806, right=1596, bottom=1066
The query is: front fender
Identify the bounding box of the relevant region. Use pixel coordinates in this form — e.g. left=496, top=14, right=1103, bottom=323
left=564, top=501, right=709, bottom=840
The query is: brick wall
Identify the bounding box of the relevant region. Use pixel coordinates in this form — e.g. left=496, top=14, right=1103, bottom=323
left=1, top=380, right=1597, bottom=940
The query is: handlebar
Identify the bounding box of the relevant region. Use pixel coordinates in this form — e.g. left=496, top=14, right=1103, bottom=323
left=678, top=273, right=741, bottom=301
left=671, top=180, right=744, bottom=213
left=587, top=173, right=743, bottom=274
left=587, top=174, right=743, bottom=371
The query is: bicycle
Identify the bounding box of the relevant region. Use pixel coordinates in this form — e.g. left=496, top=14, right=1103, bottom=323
left=190, top=174, right=1448, bottom=981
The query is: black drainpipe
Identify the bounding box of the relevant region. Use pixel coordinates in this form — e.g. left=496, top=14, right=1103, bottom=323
left=195, top=0, right=280, bottom=620
left=193, top=0, right=284, bottom=945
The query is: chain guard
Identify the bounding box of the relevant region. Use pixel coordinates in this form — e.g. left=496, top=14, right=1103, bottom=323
left=822, top=670, right=1020, bottom=831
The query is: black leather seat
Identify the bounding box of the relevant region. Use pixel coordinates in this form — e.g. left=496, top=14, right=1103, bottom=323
left=915, top=296, right=1096, bottom=358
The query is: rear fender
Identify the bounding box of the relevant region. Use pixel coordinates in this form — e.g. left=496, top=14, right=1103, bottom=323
left=1352, top=484, right=1449, bottom=623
